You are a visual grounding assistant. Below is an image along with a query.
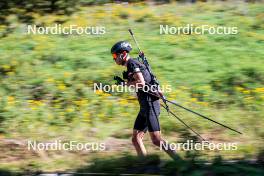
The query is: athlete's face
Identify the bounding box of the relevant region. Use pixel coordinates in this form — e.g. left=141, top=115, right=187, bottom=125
left=113, top=52, right=126, bottom=66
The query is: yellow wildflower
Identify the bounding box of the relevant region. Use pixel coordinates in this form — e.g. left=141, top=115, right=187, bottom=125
left=202, top=85, right=211, bottom=90
left=95, top=90, right=103, bottom=95
left=235, top=86, right=244, bottom=92
left=197, top=101, right=209, bottom=107
left=119, top=99, right=128, bottom=105
left=63, top=72, right=71, bottom=78
left=244, top=97, right=253, bottom=102
left=34, top=100, right=44, bottom=106
left=102, top=92, right=111, bottom=97
left=180, top=86, right=189, bottom=90
left=121, top=112, right=129, bottom=116
left=2, top=65, right=10, bottom=70
left=7, top=96, right=14, bottom=101
left=81, top=99, right=88, bottom=106
left=7, top=96, right=15, bottom=105
left=27, top=100, right=34, bottom=104
left=242, top=90, right=250, bottom=94
left=87, top=80, right=93, bottom=85
left=190, top=98, right=197, bottom=102
left=66, top=107, right=74, bottom=113
left=82, top=112, right=91, bottom=122
left=74, top=99, right=88, bottom=106
left=98, top=113, right=105, bottom=118
left=7, top=72, right=15, bottom=76
left=82, top=111, right=90, bottom=118
left=46, top=78, right=55, bottom=83
left=47, top=114, right=53, bottom=120
left=54, top=104, right=61, bottom=109
left=255, top=87, right=264, bottom=93
left=11, top=60, right=18, bottom=66
left=57, top=84, right=66, bottom=91
left=31, top=107, right=37, bottom=110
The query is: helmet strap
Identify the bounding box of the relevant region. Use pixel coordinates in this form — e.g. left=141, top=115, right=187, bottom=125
left=120, top=51, right=128, bottom=65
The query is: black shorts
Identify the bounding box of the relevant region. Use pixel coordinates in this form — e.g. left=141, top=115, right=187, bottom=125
left=133, top=98, right=161, bottom=132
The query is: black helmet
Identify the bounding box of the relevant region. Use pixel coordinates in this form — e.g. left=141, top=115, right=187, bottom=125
left=111, top=41, right=132, bottom=54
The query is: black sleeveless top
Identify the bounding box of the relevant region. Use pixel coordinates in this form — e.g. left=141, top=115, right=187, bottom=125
left=126, top=58, right=157, bottom=103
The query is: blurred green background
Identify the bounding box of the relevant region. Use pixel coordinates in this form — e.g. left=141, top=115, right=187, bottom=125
left=0, top=0, right=264, bottom=175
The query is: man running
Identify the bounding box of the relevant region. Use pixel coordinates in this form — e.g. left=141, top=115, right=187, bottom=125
left=111, top=41, right=177, bottom=159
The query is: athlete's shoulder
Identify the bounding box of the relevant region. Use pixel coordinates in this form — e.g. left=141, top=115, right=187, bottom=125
left=127, top=58, right=139, bottom=65
left=127, top=58, right=143, bottom=73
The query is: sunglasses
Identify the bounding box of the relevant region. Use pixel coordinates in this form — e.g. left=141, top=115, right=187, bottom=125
left=112, top=53, right=117, bottom=60
left=112, top=51, right=126, bottom=61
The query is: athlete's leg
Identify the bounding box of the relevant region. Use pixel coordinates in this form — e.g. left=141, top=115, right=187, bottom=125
left=149, top=131, right=179, bottom=160
left=132, top=130, right=147, bottom=156
left=133, top=109, right=148, bottom=157
left=147, top=100, right=180, bottom=160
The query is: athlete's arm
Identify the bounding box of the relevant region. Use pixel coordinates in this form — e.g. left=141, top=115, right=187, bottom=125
left=127, top=72, right=145, bottom=88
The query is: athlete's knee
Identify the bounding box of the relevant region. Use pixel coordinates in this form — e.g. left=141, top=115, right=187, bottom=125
left=131, top=136, right=138, bottom=145
left=151, top=137, right=162, bottom=146
left=132, top=134, right=143, bottom=145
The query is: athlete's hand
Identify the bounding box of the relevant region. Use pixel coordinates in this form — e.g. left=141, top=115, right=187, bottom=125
left=122, top=71, right=128, bottom=80
left=139, top=51, right=144, bottom=58
left=114, top=76, right=125, bottom=85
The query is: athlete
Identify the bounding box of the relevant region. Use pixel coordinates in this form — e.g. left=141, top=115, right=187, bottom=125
left=111, top=41, right=178, bottom=159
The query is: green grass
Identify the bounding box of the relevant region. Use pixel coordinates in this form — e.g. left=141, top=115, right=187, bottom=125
left=0, top=1, right=263, bottom=173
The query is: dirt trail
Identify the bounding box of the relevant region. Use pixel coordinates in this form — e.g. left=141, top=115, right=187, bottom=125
left=0, top=137, right=133, bottom=163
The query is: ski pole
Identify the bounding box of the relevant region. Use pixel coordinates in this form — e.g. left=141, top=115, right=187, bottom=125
left=128, top=29, right=141, bottom=53
left=165, top=99, right=242, bottom=134
left=160, top=104, right=207, bottom=142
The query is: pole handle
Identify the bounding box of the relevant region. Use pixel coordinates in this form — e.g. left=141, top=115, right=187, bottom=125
left=128, top=29, right=133, bottom=36
left=128, top=29, right=141, bottom=53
